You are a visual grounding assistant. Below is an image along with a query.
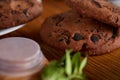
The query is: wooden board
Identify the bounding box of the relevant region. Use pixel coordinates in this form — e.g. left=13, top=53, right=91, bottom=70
left=0, top=0, right=120, bottom=80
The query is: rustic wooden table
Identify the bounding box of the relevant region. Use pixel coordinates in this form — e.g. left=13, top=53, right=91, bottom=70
left=0, top=0, right=120, bottom=80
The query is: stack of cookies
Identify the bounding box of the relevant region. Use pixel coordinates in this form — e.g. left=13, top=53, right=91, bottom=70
left=40, top=0, right=120, bottom=56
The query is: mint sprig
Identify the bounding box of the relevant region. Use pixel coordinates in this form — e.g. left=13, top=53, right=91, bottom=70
left=42, top=50, right=88, bottom=80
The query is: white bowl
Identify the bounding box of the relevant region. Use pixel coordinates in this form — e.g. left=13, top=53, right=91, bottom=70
left=0, top=24, right=25, bottom=36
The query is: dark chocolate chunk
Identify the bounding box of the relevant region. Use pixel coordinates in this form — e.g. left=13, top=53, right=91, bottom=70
left=115, top=17, right=119, bottom=23
left=65, top=37, right=70, bottom=44
left=25, top=0, right=34, bottom=6
left=91, top=34, right=100, bottom=43
left=112, top=27, right=118, bottom=38
left=53, top=15, right=64, bottom=27
left=29, top=2, right=34, bottom=7
left=93, top=0, right=102, bottom=8
left=79, top=14, right=83, bottom=18
left=23, top=9, right=29, bottom=17
left=17, top=4, right=21, bottom=7
left=0, top=13, right=7, bottom=18
left=16, top=20, right=20, bottom=24
left=59, top=35, right=70, bottom=44
left=73, top=33, right=84, bottom=41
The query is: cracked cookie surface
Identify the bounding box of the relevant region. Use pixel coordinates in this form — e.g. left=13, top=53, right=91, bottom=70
left=40, top=11, right=120, bottom=55
left=66, top=0, right=120, bottom=28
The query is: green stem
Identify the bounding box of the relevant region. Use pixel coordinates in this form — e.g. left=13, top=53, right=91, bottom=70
left=68, top=75, right=84, bottom=80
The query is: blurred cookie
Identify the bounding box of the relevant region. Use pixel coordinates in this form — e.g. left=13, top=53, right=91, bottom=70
left=66, top=0, right=120, bottom=28
left=40, top=11, right=120, bottom=55
left=0, top=0, right=42, bottom=29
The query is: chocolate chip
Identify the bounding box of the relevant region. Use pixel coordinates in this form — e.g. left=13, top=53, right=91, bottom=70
left=25, top=0, right=34, bottom=6
left=16, top=20, right=20, bottom=24
left=91, top=34, right=100, bottom=43
left=80, top=14, right=83, bottom=18
left=0, top=13, right=7, bottom=18
left=59, top=35, right=70, bottom=44
left=93, top=0, right=102, bottom=8
left=23, top=9, right=29, bottom=17
left=17, top=5, right=21, bottom=7
left=65, top=38, right=70, bottom=44
left=73, top=33, right=84, bottom=41
left=29, top=2, right=34, bottom=7
left=53, top=15, right=64, bottom=27
left=23, top=9, right=28, bottom=16
left=112, top=27, right=118, bottom=38
left=81, top=43, right=88, bottom=51
left=115, top=17, right=119, bottom=23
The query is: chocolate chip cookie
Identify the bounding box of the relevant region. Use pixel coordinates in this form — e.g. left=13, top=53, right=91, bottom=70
left=66, top=0, right=120, bottom=28
left=40, top=11, right=120, bottom=55
left=0, top=0, right=42, bottom=29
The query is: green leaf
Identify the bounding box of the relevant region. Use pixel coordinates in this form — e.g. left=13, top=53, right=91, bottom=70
left=41, top=61, right=57, bottom=80
left=42, top=61, right=66, bottom=80
left=65, top=49, right=72, bottom=76
left=79, top=56, right=87, bottom=74
left=72, top=52, right=81, bottom=74
left=41, top=49, right=88, bottom=80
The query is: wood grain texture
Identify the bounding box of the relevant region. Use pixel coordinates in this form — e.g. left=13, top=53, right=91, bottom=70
left=0, top=0, right=120, bottom=80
